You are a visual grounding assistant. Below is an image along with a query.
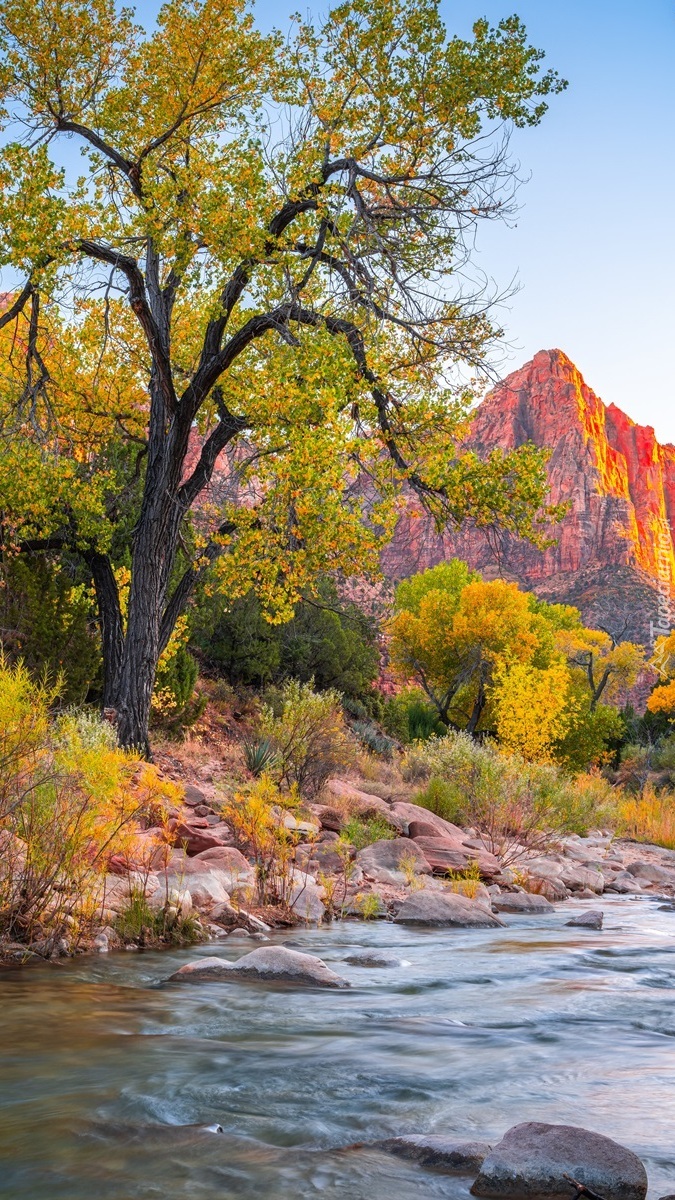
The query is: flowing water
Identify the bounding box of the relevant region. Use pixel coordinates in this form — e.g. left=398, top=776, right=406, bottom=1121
left=1, top=896, right=675, bottom=1199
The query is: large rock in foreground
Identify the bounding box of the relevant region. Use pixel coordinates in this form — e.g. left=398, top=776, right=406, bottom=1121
left=394, top=891, right=504, bottom=927
left=471, top=1122, right=648, bottom=1200
left=169, top=946, right=350, bottom=989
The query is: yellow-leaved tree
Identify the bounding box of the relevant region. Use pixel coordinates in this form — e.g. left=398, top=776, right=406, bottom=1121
left=0, top=0, right=565, bottom=751
left=389, top=562, right=633, bottom=765
left=647, top=633, right=675, bottom=716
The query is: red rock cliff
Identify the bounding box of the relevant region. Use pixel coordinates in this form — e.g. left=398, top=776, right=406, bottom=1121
left=383, top=349, right=675, bottom=645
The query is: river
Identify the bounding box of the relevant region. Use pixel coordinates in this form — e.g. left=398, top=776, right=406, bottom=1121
left=1, top=896, right=674, bottom=1199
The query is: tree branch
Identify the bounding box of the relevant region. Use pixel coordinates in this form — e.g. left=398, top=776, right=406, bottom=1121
left=0, top=280, right=34, bottom=330
left=158, top=519, right=237, bottom=655
left=177, top=392, right=247, bottom=510
left=77, top=240, right=177, bottom=413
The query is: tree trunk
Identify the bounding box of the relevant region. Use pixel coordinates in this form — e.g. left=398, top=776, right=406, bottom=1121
left=114, top=544, right=162, bottom=754
left=113, top=390, right=192, bottom=753
left=85, top=551, right=124, bottom=710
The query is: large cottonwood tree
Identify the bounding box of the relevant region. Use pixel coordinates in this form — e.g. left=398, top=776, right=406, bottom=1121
left=0, top=0, right=565, bottom=751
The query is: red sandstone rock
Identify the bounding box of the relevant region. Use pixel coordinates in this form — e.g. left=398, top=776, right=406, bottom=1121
left=193, top=846, right=251, bottom=873
left=408, top=819, right=449, bottom=839
left=413, top=836, right=501, bottom=878
left=170, top=821, right=229, bottom=856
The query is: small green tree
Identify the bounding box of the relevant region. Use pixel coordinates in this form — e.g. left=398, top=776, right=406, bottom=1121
left=0, top=555, right=100, bottom=703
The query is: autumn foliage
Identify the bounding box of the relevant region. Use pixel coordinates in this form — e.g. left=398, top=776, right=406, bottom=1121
left=0, top=657, right=178, bottom=950
left=389, top=561, right=644, bottom=765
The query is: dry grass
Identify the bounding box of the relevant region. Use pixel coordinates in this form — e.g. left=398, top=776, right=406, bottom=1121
left=619, top=784, right=675, bottom=849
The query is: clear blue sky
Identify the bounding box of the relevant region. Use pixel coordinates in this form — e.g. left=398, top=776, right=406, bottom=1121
left=229, top=0, right=675, bottom=438
left=10, top=1, right=675, bottom=439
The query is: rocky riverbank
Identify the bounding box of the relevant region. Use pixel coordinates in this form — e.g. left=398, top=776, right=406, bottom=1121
left=5, top=761, right=675, bottom=965
left=71, top=772, right=675, bottom=958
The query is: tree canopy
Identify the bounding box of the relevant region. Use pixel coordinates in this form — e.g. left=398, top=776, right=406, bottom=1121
left=389, top=561, right=639, bottom=765
left=0, top=0, right=565, bottom=749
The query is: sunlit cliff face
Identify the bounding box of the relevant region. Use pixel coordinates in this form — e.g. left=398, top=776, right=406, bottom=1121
left=384, top=348, right=675, bottom=596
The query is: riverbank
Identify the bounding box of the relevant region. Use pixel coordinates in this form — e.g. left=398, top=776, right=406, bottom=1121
left=4, top=762, right=675, bottom=965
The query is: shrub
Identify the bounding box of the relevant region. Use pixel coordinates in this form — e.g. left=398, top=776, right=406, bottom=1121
left=152, top=640, right=206, bottom=737
left=618, top=784, right=675, bottom=849
left=383, top=688, right=446, bottom=744
left=351, top=720, right=397, bottom=759
left=193, top=579, right=380, bottom=701
left=413, top=775, right=467, bottom=825
left=448, top=859, right=482, bottom=898
left=652, top=734, right=675, bottom=773
left=319, top=841, right=356, bottom=919
left=354, top=892, right=383, bottom=920
left=0, top=660, right=178, bottom=951
left=403, top=731, right=619, bottom=862
left=259, top=678, right=357, bottom=798
left=616, top=743, right=653, bottom=793
left=0, top=554, right=100, bottom=704
left=114, top=887, right=202, bottom=947
left=223, top=775, right=302, bottom=907
left=340, top=814, right=397, bottom=850
left=399, top=849, right=425, bottom=890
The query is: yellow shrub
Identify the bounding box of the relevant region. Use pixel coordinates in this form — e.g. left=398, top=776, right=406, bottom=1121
left=618, top=784, right=675, bottom=849
left=0, top=658, right=177, bottom=949
left=223, top=775, right=302, bottom=907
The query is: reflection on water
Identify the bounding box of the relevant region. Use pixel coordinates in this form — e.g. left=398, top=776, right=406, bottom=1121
left=1, top=897, right=675, bottom=1199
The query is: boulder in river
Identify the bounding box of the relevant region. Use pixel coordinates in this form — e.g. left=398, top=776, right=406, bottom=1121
left=491, top=893, right=555, bottom=915
left=378, top=1135, right=491, bottom=1173
left=566, top=910, right=603, bottom=930
left=394, top=891, right=505, bottom=927
left=169, top=945, right=351, bottom=988
left=470, top=1121, right=648, bottom=1200
left=344, top=951, right=404, bottom=967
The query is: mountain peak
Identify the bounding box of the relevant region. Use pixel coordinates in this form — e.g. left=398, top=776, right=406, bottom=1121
left=383, top=350, right=675, bottom=649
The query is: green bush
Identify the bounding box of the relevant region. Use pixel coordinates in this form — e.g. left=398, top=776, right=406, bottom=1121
left=652, top=734, right=675, bottom=772
left=258, top=678, right=357, bottom=798
left=152, top=643, right=206, bottom=736
left=114, top=888, right=202, bottom=947
left=413, top=775, right=467, bottom=825
left=403, top=731, right=619, bottom=858
left=0, top=555, right=100, bottom=703
left=341, top=815, right=397, bottom=850
left=193, top=579, right=380, bottom=701
left=352, top=720, right=397, bottom=758
left=383, top=687, right=445, bottom=744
